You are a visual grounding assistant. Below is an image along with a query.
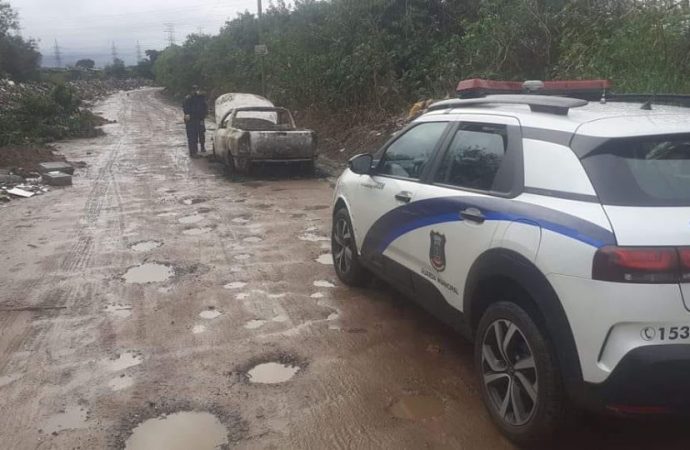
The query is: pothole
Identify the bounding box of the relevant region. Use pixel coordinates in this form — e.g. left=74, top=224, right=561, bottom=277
left=243, top=236, right=263, bottom=243
left=389, top=395, right=444, bottom=420
left=327, top=311, right=340, bottom=321
left=313, top=280, right=335, bottom=288
left=104, top=303, right=133, bottom=318
left=310, top=292, right=324, bottom=299
left=268, top=293, right=286, bottom=299
left=196, top=207, right=213, bottom=214
left=234, top=254, right=251, bottom=261
left=244, top=319, right=267, bottom=330
left=192, top=325, right=207, bottom=334
left=42, top=405, right=88, bottom=434
left=156, top=212, right=178, bottom=218
left=124, top=411, right=228, bottom=450
left=104, top=351, right=143, bottom=371
left=199, top=308, right=222, bottom=320
left=231, top=217, right=250, bottom=224
left=178, top=214, right=204, bottom=224
left=247, top=362, right=300, bottom=384
left=130, top=240, right=163, bottom=252
left=183, top=227, right=212, bottom=236
left=122, top=263, right=174, bottom=284
left=223, top=281, right=247, bottom=290
left=109, top=374, right=134, bottom=391
left=272, top=314, right=288, bottom=323
left=305, top=226, right=318, bottom=232
left=181, top=198, right=207, bottom=205
left=298, top=233, right=329, bottom=242
left=316, top=254, right=333, bottom=265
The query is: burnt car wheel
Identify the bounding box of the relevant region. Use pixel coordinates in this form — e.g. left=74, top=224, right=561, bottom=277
left=332, top=208, right=370, bottom=286
left=475, top=301, right=566, bottom=444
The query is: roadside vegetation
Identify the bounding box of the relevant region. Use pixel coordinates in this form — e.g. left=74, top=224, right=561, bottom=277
left=154, top=0, right=690, bottom=130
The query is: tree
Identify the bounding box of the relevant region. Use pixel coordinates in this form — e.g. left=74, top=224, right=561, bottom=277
left=75, top=59, right=95, bottom=70
left=145, top=49, right=161, bottom=64
left=0, top=1, right=18, bottom=36
left=0, top=1, right=40, bottom=81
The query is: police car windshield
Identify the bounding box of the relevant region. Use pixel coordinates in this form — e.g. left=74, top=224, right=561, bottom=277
left=581, top=134, right=690, bottom=206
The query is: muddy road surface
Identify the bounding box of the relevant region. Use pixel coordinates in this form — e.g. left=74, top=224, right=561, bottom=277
left=1, top=88, right=688, bottom=450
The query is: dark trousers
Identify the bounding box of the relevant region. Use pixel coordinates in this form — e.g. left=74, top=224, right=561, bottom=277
left=185, top=121, right=204, bottom=155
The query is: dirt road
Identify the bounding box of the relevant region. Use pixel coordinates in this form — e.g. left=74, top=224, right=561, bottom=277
left=0, top=89, right=688, bottom=450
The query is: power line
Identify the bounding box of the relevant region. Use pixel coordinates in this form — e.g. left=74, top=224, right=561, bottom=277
left=164, top=23, right=176, bottom=46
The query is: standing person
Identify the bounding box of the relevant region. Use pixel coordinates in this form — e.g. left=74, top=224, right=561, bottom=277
left=182, top=85, right=208, bottom=158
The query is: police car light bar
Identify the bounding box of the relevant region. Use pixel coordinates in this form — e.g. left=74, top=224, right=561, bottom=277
left=457, top=78, right=612, bottom=100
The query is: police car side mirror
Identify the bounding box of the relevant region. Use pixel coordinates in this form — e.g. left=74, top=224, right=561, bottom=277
left=348, top=153, right=373, bottom=175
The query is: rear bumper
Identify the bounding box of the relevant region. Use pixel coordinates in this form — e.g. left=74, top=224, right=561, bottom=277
left=581, top=344, right=690, bottom=413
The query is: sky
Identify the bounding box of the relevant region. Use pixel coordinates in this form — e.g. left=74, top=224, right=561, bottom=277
left=8, top=0, right=259, bottom=67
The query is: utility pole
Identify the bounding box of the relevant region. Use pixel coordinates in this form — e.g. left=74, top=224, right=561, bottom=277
left=53, top=39, right=62, bottom=68
left=111, top=41, right=118, bottom=63
left=164, top=23, right=176, bottom=46
left=136, top=40, right=142, bottom=62
left=257, top=0, right=266, bottom=97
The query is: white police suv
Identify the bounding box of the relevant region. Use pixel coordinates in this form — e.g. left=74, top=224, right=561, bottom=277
left=331, top=79, right=690, bottom=443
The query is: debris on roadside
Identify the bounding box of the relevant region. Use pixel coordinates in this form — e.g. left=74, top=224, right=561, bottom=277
left=0, top=159, right=78, bottom=202
left=42, top=171, right=72, bottom=186
left=38, top=161, right=75, bottom=175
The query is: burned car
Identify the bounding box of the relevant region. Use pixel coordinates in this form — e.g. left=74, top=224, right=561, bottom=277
left=212, top=93, right=317, bottom=173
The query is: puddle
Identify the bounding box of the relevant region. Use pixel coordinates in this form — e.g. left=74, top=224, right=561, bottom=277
left=243, top=236, right=263, bottom=243
left=178, top=214, right=204, bottom=224
left=234, top=254, right=251, bottom=260
left=272, top=315, right=288, bottom=323
left=130, top=241, right=163, bottom=252
left=298, top=233, right=329, bottom=242
left=124, top=411, right=228, bottom=450
left=244, top=319, right=267, bottom=330
left=183, top=227, right=212, bottom=236
left=327, top=311, right=340, bottom=321
left=199, top=309, right=222, bottom=320
left=104, top=303, right=133, bottom=318
left=122, top=263, right=174, bottom=284
left=192, top=325, right=207, bottom=334
left=247, top=362, right=300, bottom=384
left=389, top=395, right=444, bottom=420
left=268, top=293, right=286, bottom=299
left=223, top=281, right=247, bottom=290
left=42, top=405, right=88, bottom=434
left=310, top=293, right=324, bottom=299
left=313, top=280, right=335, bottom=288
left=316, top=254, right=333, bottom=265
left=156, top=212, right=178, bottom=218
left=109, top=375, right=134, bottom=391
left=182, top=198, right=207, bottom=205
left=231, top=217, right=250, bottom=224
left=305, top=226, right=318, bottom=232
left=104, top=351, right=143, bottom=371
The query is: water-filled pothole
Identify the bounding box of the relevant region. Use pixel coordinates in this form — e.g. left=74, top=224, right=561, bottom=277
left=178, top=214, right=204, bottom=224
left=104, top=303, right=133, bottom=318
left=199, top=308, right=222, bottom=320
left=124, top=411, right=228, bottom=450
left=42, top=405, right=88, bottom=434
left=130, top=241, right=163, bottom=252
left=247, top=362, right=300, bottom=384
left=181, top=198, right=207, bottom=205
left=104, top=351, right=143, bottom=371
left=223, top=281, right=247, bottom=290
left=192, top=325, right=207, bottom=334
left=313, top=280, right=335, bottom=288
left=389, top=395, right=444, bottom=420
left=122, top=263, right=174, bottom=284
left=183, top=227, right=212, bottom=236
left=316, top=254, right=333, bottom=265
left=244, top=319, right=267, bottom=330
left=234, top=254, right=251, bottom=261
left=243, top=236, right=263, bottom=243
left=298, top=233, right=329, bottom=242
left=156, top=212, right=178, bottom=218
left=310, top=292, right=324, bottom=299
left=231, top=217, right=250, bottom=224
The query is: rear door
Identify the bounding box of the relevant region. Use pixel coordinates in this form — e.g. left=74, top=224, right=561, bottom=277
left=348, top=120, right=452, bottom=286
left=386, top=115, right=522, bottom=311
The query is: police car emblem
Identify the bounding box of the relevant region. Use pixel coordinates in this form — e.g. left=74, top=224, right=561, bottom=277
left=429, top=231, right=446, bottom=272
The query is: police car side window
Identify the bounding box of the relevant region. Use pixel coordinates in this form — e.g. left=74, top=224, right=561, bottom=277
left=378, top=122, right=448, bottom=180
left=435, top=123, right=507, bottom=191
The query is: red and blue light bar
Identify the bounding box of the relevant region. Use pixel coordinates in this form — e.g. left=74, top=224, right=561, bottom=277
left=457, top=78, right=612, bottom=100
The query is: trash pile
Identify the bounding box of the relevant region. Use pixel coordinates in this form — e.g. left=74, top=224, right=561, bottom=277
left=0, top=161, right=75, bottom=203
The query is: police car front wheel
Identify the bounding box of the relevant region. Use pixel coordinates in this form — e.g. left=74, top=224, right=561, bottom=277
left=475, top=301, right=567, bottom=444
left=332, top=208, right=370, bottom=286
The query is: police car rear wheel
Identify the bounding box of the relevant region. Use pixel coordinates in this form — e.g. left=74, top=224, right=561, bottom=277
left=332, top=208, right=370, bottom=286
left=475, top=302, right=566, bottom=444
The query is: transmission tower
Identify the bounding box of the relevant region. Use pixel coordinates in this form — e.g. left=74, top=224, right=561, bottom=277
left=111, top=41, right=119, bottom=63
left=136, top=41, right=142, bottom=62
left=53, top=39, right=62, bottom=68
left=164, top=23, right=176, bottom=46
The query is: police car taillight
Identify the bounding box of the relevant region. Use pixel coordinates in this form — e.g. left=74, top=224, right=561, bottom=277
left=592, top=246, right=682, bottom=283
left=456, top=78, right=612, bottom=99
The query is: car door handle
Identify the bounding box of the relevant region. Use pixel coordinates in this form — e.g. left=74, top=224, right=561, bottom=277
left=460, top=208, right=485, bottom=224
left=395, top=191, right=412, bottom=203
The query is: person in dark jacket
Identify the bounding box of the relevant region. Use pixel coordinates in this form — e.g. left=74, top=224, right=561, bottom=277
left=182, top=85, right=208, bottom=157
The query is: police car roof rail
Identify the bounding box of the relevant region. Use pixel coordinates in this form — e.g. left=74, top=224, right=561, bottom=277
left=427, top=95, right=588, bottom=116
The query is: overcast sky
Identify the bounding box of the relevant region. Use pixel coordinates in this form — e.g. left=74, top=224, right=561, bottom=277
left=9, top=0, right=259, bottom=67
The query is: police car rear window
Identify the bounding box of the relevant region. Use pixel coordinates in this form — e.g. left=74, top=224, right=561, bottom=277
left=581, top=134, right=690, bottom=206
